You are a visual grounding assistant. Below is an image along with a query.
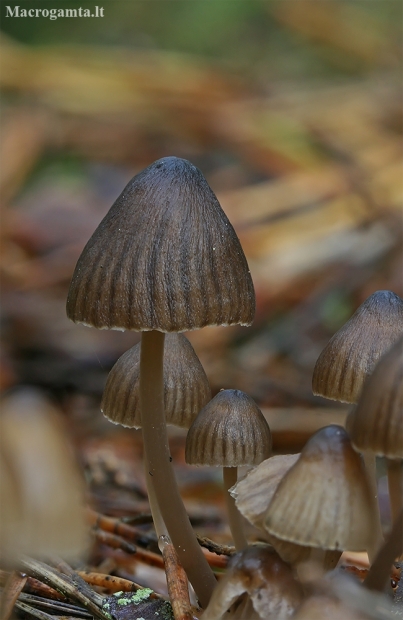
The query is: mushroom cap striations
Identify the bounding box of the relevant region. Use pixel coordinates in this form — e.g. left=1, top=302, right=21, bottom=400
left=312, top=290, right=403, bottom=403
left=185, top=389, right=272, bottom=467
left=264, top=425, right=376, bottom=552
left=101, top=333, right=211, bottom=429
left=231, top=454, right=340, bottom=569
left=350, top=336, right=403, bottom=459
left=67, top=156, right=255, bottom=332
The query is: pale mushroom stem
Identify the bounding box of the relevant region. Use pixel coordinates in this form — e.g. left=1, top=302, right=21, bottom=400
left=364, top=508, right=403, bottom=592
left=363, top=452, right=384, bottom=560
left=140, top=330, right=216, bottom=607
left=223, top=467, right=248, bottom=552
left=143, top=458, right=168, bottom=539
left=386, top=459, right=403, bottom=524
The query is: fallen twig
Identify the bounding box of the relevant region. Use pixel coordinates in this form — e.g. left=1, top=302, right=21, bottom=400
left=20, top=557, right=109, bottom=620
left=159, top=535, right=194, bottom=620
left=77, top=570, right=163, bottom=598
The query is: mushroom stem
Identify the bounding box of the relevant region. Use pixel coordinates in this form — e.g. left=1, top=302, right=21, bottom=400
left=363, top=452, right=384, bottom=560
left=140, top=330, right=216, bottom=607
left=387, top=459, right=403, bottom=524
left=143, top=456, right=168, bottom=539
left=223, top=467, right=248, bottom=552
left=364, top=508, right=403, bottom=592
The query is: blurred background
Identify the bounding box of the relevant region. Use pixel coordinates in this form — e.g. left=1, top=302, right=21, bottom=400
left=1, top=0, right=402, bottom=540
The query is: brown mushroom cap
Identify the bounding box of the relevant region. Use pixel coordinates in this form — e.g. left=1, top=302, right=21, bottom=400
left=264, top=425, right=376, bottom=552
left=66, top=156, right=255, bottom=332
left=185, top=389, right=272, bottom=467
left=312, top=291, right=403, bottom=403
left=101, top=333, right=211, bottom=429
left=201, top=545, right=304, bottom=620
left=350, top=336, right=403, bottom=459
left=232, top=454, right=340, bottom=569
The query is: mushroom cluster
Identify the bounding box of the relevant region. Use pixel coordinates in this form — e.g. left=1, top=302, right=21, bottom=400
left=67, top=156, right=255, bottom=606
left=226, top=290, right=402, bottom=617
left=67, top=156, right=402, bottom=615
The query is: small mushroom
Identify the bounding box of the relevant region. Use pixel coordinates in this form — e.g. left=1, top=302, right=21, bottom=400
left=101, top=333, right=211, bottom=430
left=350, top=336, right=403, bottom=523
left=101, top=333, right=211, bottom=537
left=232, top=453, right=340, bottom=570
left=186, top=389, right=271, bottom=551
left=263, top=425, right=378, bottom=566
left=312, top=290, right=403, bottom=404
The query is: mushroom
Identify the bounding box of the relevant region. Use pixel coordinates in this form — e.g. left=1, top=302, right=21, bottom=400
left=185, top=389, right=272, bottom=551
left=101, top=332, right=211, bottom=536
left=349, top=336, right=403, bottom=524
left=66, top=156, right=255, bottom=606
left=101, top=333, right=211, bottom=430
left=312, top=290, right=403, bottom=551
left=263, top=425, right=378, bottom=568
left=312, top=290, right=403, bottom=404
left=231, top=453, right=340, bottom=570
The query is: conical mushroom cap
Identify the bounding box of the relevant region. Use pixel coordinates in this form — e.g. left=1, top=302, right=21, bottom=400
left=67, top=157, right=255, bottom=332
left=312, top=291, right=403, bottom=403
left=185, top=389, right=272, bottom=467
left=264, top=425, right=376, bottom=552
left=231, top=454, right=340, bottom=569
left=101, top=333, right=211, bottom=429
left=350, top=336, right=403, bottom=459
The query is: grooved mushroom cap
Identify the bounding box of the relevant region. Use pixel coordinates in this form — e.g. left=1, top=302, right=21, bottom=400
left=312, top=291, right=403, bottom=403
left=264, top=425, right=376, bottom=552
left=101, top=333, right=211, bottom=429
left=350, top=336, right=403, bottom=459
left=231, top=454, right=340, bottom=569
left=66, top=156, right=255, bottom=332
left=185, top=389, right=272, bottom=467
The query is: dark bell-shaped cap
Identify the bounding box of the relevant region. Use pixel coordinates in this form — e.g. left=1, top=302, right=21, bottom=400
left=350, top=336, right=403, bottom=459
left=185, top=389, right=272, bottom=467
left=312, top=291, right=403, bottom=403
left=101, top=333, right=211, bottom=430
left=67, top=157, right=255, bottom=332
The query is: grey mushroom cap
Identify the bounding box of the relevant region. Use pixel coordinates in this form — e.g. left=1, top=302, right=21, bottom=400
left=101, top=333, right=211, bottom=429
left=350, top=336, right=403, bottom=459
left=67, top=156, right=255, bottom=332
left=312, top=290, right=403, bottom=403
left=185, top=389, right=272, bottom=467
